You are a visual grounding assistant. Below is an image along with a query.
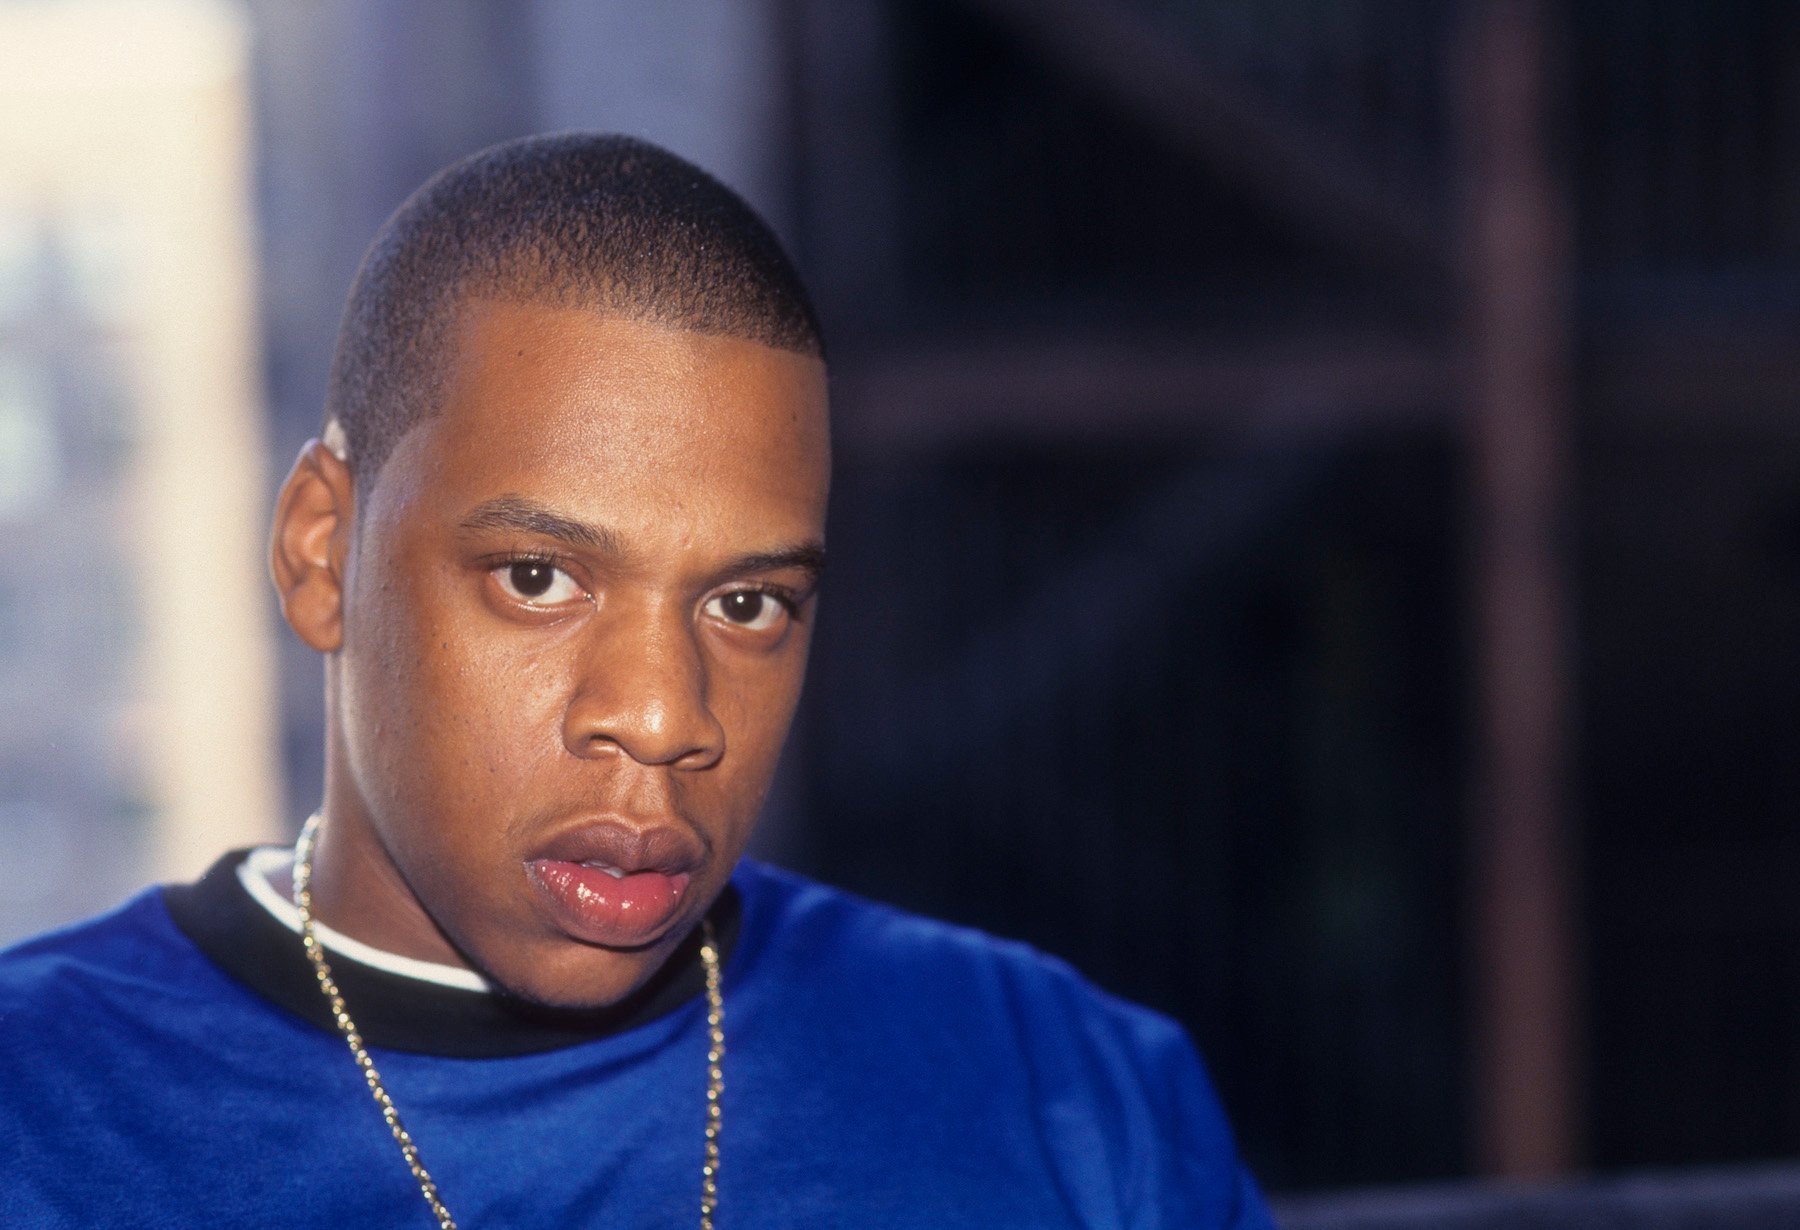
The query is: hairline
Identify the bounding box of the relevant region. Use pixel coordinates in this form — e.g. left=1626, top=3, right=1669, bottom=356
left=332, top=286, right=827, bottom=495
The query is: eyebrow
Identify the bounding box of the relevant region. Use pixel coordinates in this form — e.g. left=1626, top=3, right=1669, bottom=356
left=722, top=544, right=828, bottom=585
left=459, top=496, right=621, bottom=552
left=458, top=495, right=826, bottom=582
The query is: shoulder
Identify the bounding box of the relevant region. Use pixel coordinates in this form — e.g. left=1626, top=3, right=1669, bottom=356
left=0, top=890, right=183, bottom=1006
left=733, top=858, right=1057, bottom=972
left=730, top=861, right=1274, bottom=1228
left=734, top=857, right=1167, bottom=1033
left=0, top=891, right=213, bottom=1122
left=729, top=860, right=1209, bottom=1094
left=734, top=860, right=1085, bottom=990
left=0, top=887, right=252, bottom=1050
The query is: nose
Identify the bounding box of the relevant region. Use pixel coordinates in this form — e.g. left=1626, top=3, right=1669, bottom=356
left=561, top=602, right=725, bottom=770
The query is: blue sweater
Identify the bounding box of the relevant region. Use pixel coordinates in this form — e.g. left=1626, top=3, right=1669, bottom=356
left=0, top=856, right=1272, bottom=1228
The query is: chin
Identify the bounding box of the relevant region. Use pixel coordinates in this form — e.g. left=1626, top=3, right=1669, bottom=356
left=480, top=935, right=677, bottom=1011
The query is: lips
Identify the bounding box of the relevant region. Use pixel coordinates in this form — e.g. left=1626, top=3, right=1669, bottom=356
left=524, top=820, right=703, bottom=948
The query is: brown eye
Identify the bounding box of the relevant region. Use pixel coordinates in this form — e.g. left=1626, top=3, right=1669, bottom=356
left=704, top=589, right=787, bottom=632
left=510, top=562, right=553, bottom=597
left=720, top=592, right=764, bottom=623
left=493, top=561, right=583, bottom=606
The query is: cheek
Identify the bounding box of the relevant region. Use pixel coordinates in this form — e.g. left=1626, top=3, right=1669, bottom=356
left=425, top=627, right=572, bottom=786
left=707, top=640, right=811, bottom=795
left=347, top=567, right=568, bottom=809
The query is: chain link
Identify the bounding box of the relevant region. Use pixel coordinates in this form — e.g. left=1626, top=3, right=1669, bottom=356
left=292, top=814, right=724, bottom=1229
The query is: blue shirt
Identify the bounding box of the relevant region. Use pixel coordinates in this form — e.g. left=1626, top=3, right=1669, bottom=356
left=0, top=857, right=1272, bottom=1228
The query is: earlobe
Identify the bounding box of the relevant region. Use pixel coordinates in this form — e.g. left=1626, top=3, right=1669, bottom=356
left=270, top=438, right=355, bottom=653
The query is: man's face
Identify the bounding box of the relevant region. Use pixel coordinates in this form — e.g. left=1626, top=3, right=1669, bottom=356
left=311, top=301, right=828, bottom=1008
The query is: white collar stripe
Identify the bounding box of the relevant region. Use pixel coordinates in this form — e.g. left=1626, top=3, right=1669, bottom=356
left=238, top=846, right=493, bottom=994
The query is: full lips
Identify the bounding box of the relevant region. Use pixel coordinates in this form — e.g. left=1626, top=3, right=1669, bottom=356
left=526, top=859, right=693, bottom=948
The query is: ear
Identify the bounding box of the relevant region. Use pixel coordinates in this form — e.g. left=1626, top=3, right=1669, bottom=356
left=270, top=438, right=355, bottom=653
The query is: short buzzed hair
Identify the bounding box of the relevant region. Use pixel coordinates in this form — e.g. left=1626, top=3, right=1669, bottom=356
left=324, top=132, right=824, bottom=485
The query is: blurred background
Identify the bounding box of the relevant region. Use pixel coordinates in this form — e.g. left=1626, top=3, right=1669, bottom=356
left=4, top=0, right=1800, bottom=1210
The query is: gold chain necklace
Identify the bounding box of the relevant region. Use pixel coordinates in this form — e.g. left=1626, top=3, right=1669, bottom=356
left=291, top=814, right=726, bottom=1229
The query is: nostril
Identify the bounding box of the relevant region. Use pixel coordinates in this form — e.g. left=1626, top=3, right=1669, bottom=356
left=559, top=615, right=726, bottom=766
left=562, top=686, right=726, bottom=768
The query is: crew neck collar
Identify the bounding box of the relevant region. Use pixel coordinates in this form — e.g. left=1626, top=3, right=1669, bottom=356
left=162, top=847, right=743, bottom=1058
left=235, top=846, right=494, bottom=992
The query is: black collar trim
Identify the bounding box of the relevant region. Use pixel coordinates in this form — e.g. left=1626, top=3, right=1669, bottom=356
left=161, top=848, right=742, bottom=1058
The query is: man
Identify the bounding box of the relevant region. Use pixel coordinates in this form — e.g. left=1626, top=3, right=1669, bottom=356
left=0, top=134, right=1273, bottom=1228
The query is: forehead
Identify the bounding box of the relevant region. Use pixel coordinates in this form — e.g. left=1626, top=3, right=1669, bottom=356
left=365, top=300, right=830, bottom=542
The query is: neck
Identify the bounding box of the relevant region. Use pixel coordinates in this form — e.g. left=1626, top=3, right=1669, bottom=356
left=302, top=803, right=475, bottom=970
left=243, top=847, right=491, bottom=991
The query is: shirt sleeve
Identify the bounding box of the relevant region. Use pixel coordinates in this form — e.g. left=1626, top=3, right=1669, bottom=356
left=1122, top=1017, right=1276, bottom=1230
left=1006, top=949, right=1275, bottom=1229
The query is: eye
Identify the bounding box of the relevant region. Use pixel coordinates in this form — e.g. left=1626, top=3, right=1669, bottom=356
left=704, top=589, right=789, bottom=633
left=493, top=559, right=585, bottom=607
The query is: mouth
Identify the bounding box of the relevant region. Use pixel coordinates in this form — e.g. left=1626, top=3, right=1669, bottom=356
left=524, top=820, right=704, bottom=949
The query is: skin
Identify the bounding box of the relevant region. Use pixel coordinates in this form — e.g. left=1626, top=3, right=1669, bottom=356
left=269, top=300, right=830, bottom=1008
